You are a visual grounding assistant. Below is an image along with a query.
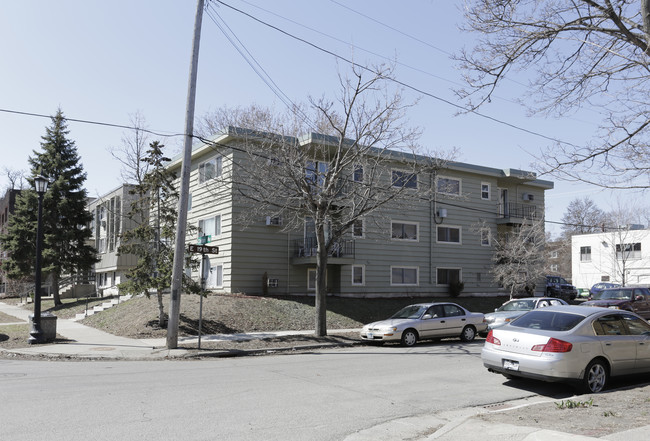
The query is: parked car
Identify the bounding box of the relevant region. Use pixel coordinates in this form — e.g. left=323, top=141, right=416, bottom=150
left=360, top=302, right=487, bottom=346
left=581, top=287, right=650, bottom=319
left=482, top=297, right=568, bottom=336
left=481, top=305, right=650, bottom=393
left=545, top=276, right=578, bottom=302
left=589, top=282, right=621, bottom=298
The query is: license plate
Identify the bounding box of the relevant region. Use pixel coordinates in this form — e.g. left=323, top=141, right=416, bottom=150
left=367, top=333, right=374, bottom=339
left=503, top=359, right=519, bottom=371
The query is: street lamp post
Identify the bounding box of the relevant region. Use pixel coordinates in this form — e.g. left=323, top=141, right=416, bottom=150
left=28, top=174, right=48, bottom=345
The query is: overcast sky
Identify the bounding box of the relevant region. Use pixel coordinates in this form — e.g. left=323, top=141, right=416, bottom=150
left=0, top=0, right=632, bottom=237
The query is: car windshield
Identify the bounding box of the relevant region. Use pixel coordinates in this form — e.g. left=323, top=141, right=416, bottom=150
left=510, top=310, right=585, bottom=331
left=600, top=289, right=632, bottom=300
left=390, top=305, right=427, bottom=319
left=498, top=300, right=535, bottom=312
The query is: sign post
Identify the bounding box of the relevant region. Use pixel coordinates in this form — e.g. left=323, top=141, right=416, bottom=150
left=186, top=244, right=219, bottom=349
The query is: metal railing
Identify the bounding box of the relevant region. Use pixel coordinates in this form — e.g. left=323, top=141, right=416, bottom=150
left=293, top=238, right=355, bottom=258
left=497, top=202, right=538, bottom=220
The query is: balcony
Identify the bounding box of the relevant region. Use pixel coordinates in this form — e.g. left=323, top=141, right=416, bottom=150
left=291, top=238, right=355, bottom=265
left=497, top=202, right=538, bottom=225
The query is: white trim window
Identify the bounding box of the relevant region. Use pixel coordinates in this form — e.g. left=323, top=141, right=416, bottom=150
left=481, top=182, right=490, bottom=200
left=198, top=156, right=223, bottom=184
left=391, top=169, right=417, bottom=189
left=353, top=164, right=364, bottom=183
left=308, top=268, right=317, bottom=290
left=198, top=215, right=221, bottom=239
left=352, top=265, right=365, bottom=286
left=306, top=160, right=329, bottom=188
left=437, top=225, right=461, bottom=244
left=437, top=176, right=461, bottom=196
left=437, top=268, right=461, bottom=285
left=580, top=246, right=591, bottom=262
left=616, top=243, right=641, bottom=260
left=391, top=266, right=418, bottom=286
left=391, top=221, right=418, bottom=241
left=352, top=218, right=364, bottom=238
left=480, top=228, right=491, bottom=246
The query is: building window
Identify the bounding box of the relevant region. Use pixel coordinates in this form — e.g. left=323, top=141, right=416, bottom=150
left=580, top=246, right=591, bottom=262
left=306, top=160, right=329, bottom=188
left=437, top=226, right=461, bottom=243
left=437, top=268, right=461, bottom=285
left=616, top=243, right=641, bottom=260
left=480, top=229, right=490, bottom=246
left=601, top=275, right=610, bottom=282
left=481, top=182, right=490, bottom=200
left=391, top=221, right=418, bottom=241
left=437, top=176, right=461, bottom=196
left=187, top=193, right=193, bottom=212
left=198, top=215, right=221, bottom=239
left=550, top=264, right=559, bottom=272
left=211, top=264, right=223, bottom=288
left=353, top=164, right=364, bottom=183
left=198, top=156, right=223, bottom=184
left=391, top=169, right=417, bottom=189
left=352, top=265, right=365, bottom=286
left=352, top=218, right=364, bottom=238
left=308, top=268, right=317, bottom=290
left=391, top=266, right=418, bottom=286
left=550, top=250, right=558, bottom=259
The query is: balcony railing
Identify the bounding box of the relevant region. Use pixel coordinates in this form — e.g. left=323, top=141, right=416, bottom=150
left=498, top=202, right=538, bottom=220
left=294, top=238, right=355, bottom=258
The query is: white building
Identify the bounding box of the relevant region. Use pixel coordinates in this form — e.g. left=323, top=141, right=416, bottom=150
left=571, top=226, right=650, bottom=290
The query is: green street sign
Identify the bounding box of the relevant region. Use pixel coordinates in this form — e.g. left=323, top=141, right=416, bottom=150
left=198, top=235, right=211, bottom=245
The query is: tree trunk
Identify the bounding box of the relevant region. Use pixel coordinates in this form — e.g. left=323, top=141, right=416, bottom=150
left=51, top=273, right=62, bottom=306
left=157, top=289, right=167, bottom=327
left=314, top=224, right=328, bottom=337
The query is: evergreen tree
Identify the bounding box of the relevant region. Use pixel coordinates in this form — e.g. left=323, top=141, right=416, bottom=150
left=118, top=141, right=199, bottom=327
left=1, top=109, right=97, bottom=305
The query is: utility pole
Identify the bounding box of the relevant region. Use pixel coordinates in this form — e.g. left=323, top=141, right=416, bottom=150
left=167, top=0, right=204, bottom=349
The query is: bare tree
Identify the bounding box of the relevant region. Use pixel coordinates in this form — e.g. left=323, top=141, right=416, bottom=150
left=561, top=197, right=607, bottom=238
left=457, top=1, right=650, bottom=189
left=2, top=167, right=25, bottom=191
left=108, top=112, right=151, bottom=186
left=200, top=65, right=452, bottom=336
left=490, top=217, right=547, bottom=299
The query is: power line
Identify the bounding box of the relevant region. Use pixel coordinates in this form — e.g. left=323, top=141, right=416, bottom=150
left=0, top=108, right=185, bottom=139
left=212, top=0, right=582, bottom=150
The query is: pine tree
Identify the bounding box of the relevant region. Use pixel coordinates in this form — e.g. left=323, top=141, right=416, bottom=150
left=118, top=141, right=199, bottom=327
left=1, top=109, right=97, bottom=305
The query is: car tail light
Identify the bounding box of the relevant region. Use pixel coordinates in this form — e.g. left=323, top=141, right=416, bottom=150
left=486, top=330, right=501, bottom=346
left=531, top=338, right=573, bottom=353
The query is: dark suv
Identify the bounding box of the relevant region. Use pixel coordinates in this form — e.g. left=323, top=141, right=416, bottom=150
left=545, top=276, right=578, bottom=302
left=582, top=287, right=650, bottom=319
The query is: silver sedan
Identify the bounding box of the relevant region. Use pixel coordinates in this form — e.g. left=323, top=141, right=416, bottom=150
left=481, top=305, right=650, bottom=393
left=360, top=302, right=487, bottom=346
left=482, top=297, right=568, bottom=335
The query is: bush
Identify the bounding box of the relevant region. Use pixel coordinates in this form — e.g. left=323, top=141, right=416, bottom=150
left=449, top=281, right=464, bottom=297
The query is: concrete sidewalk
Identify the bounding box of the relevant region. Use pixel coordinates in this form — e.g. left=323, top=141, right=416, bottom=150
left=3, top=300, right=650, bottom=440
left=0, top=300, right=358, bottom=360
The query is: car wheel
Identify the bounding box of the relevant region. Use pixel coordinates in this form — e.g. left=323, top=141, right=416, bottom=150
left=401, top=329, right=418, bottom=347
left=460, top=325, right=476, bottom=342
left=582, top=359, right=609, bottom=393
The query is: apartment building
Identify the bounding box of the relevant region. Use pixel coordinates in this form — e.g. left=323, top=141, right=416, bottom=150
left=166, top=127, right=554, bottom=298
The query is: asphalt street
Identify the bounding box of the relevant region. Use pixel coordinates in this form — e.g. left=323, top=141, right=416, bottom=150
left=0, top=342, right=560, bottom=441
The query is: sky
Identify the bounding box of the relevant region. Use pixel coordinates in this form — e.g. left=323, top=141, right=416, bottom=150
left=0, top=0, right=634, bottom=238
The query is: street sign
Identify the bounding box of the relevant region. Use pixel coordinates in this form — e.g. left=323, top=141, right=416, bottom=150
left=187, top=244, right=219, bottom=254
left=198, top=235, right=211, bottom=245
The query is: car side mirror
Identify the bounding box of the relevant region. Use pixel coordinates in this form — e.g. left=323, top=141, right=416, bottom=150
left=635, top=296, right=644, bottom=301
left=422, top=314, right=432, bottom=320
left=494, top=308, right=498, bottom=312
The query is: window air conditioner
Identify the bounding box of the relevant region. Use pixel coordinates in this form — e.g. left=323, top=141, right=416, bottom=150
left=265, top=216, right=282, bottom=226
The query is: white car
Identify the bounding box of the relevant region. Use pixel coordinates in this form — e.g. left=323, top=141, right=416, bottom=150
left=482, top=297, right=568, bottom=335
left=482, top=305, right=650, bottom=393
left=360, top=302, right=487, bottom=346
